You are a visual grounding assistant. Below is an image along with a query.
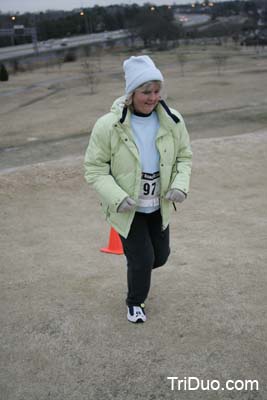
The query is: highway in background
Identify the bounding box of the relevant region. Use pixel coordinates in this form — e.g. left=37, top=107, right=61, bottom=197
left=0, top=14, right=213, bottom=63
left=175, top=13, right=211, bottom=26
left=0, top=29, right=129, bottom=62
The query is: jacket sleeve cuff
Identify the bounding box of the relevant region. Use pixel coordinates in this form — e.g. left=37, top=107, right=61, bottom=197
left=110, top=193, right=129, bottom=213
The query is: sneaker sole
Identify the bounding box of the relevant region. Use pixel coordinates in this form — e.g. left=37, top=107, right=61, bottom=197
left=128, top=318, right=145, bottom=323
left=127, top=315, right=146, bottom=323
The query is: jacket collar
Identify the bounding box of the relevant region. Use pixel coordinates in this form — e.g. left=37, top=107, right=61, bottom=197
left=119, top=106, right=128, bottom=124
left=159, top=100, right=180, bottom=123
left=119, top=100, right=180, bottom=125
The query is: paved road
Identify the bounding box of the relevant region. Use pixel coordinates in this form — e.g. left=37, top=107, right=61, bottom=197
left=175, top=13, right=211, bottom=27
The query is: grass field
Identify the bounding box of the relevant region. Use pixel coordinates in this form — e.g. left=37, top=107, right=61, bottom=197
left=0, top=44, right=267, bottom=169
left=0, top=43, right=267, bottom=400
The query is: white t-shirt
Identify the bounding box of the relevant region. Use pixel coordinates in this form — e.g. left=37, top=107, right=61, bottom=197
left=131, top=112, right=160, bottom=213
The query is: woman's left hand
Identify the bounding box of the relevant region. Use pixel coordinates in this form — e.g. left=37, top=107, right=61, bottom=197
left=165, top=189, right=186, bottom=203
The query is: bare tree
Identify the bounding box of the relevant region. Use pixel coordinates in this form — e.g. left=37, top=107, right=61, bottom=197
left=94, top=46, right=103, bottom=72
left=56, top=52, right=64, bottom=71
left=176, top=51, right=188, bottom=77
left=212, top=52, right=229, bottom=76
left=81, top=59, right=99, bottom=94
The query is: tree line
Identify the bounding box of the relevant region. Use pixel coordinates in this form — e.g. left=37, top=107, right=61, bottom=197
left=0, top=0, right=265, bottom=48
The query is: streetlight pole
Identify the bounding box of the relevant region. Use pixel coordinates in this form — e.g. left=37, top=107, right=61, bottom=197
left=80, top=10, right=90, bottom=34
left=10, top=15, right=16, bottom=45
left=31, top=13, right=39, bottom=55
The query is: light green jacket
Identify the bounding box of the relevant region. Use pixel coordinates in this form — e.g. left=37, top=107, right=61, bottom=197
left=84, top=97, right=192, bottom=238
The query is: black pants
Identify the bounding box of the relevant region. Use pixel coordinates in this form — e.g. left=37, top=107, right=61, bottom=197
left=119, top=209, right=170, bottom=306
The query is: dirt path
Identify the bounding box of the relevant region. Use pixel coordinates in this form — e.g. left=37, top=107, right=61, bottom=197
left=0, top=130, right=266, bottom=399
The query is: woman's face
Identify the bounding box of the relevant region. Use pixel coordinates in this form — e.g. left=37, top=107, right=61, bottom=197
left=132, top=82, right=161, bottom=114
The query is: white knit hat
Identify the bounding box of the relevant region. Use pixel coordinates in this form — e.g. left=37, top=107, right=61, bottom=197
left=123, top=55, right=164, bottom=95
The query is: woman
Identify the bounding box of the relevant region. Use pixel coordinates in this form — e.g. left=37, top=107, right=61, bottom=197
left=84, top=55, right=192, bottom=323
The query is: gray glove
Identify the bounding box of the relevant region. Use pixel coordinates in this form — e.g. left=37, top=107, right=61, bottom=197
left=117, top=197, right=136, bottom=213
left=165, top=189, right=186, bottom=203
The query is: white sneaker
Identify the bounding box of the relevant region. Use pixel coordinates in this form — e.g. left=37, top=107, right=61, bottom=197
left=127, top=304, right=146, bottom=323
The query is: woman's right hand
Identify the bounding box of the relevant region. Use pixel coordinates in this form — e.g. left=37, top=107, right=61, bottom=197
left=117, top=197, right=136, bottom=213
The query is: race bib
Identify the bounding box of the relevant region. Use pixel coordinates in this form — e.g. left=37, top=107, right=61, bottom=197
left=138, top=171, right=160, bottom=208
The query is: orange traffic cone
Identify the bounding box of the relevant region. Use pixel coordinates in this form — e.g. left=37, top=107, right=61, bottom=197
left=100, top=227, right=124, bottom=255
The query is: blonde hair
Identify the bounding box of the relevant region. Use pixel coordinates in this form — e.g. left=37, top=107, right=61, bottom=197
left=124, top=80, right=164, bottom=109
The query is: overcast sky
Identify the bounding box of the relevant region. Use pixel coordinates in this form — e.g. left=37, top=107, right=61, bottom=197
left=0, top=0, right=193, bottom=14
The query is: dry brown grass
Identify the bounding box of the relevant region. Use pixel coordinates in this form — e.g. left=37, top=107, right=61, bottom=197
left=0, top=44, right=266, bottom=154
